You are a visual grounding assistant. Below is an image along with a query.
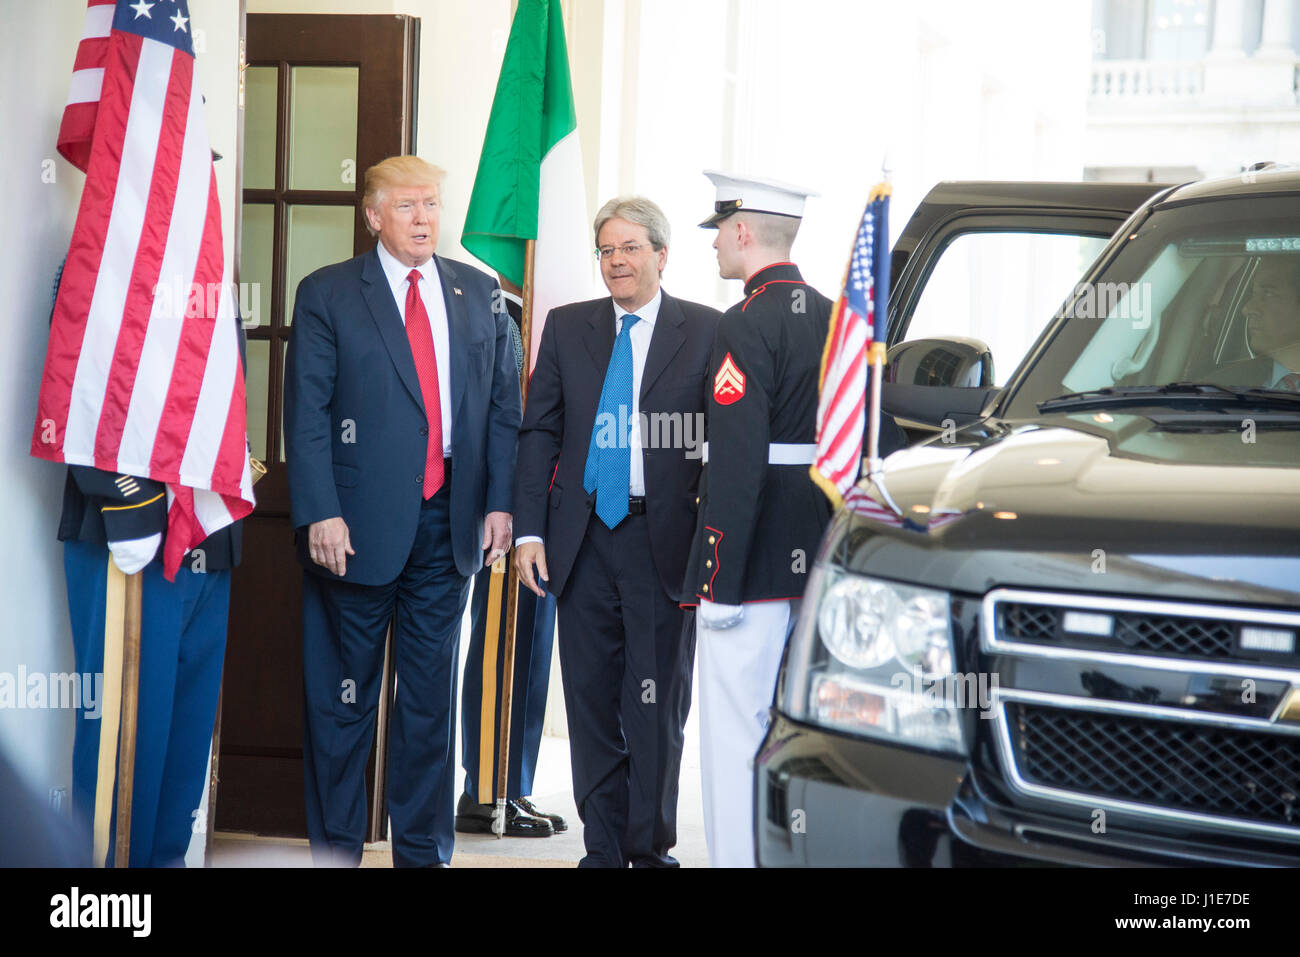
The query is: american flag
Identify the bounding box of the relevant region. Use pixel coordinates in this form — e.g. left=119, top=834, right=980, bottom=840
left=32, top=0, right=254, bottom=580
left=810, top=184, right=891, bottom=505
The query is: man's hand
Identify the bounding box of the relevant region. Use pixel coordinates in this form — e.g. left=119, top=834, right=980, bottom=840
left=308, top=517, right=354, bottom=576
left=108, top=532, right=162, bottom=576
left=514, top=541, right=549, bottom=597
left=698, top=599, right=744, bottom=630
left=482, top=511, right=512, bottom=567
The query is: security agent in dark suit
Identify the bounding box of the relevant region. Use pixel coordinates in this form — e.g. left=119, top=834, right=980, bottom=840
left=514, top=197, right=720, bottom=867
left=456, top=285, right=564, bottom=837
left=686, top=171, right=907, bottom=867
left=284, top=156, right=520, bottom=867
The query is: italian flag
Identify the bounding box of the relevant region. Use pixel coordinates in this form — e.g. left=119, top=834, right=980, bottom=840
left=462, top=0, right=593, bottom=371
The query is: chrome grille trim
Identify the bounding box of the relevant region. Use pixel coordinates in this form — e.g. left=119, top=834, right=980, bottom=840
left=992, top=689, right=1300, bottom=840
left=982, top=588, right=1300, bottom=684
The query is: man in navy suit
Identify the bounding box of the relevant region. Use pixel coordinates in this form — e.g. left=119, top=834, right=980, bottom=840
left=514, top=197, right=720, bottom=867
left=285, top=155, right=520, bottom=867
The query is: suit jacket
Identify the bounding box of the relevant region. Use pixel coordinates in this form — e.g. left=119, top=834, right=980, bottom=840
left=1213, top=354, right=1285, bottom=389
left=514, top=291, right=721, bottom=602
left=284, top=246, right=520, bottom=585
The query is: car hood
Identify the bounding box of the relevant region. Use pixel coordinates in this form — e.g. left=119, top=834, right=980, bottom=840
left=838, top=413, right=1300, bottom=605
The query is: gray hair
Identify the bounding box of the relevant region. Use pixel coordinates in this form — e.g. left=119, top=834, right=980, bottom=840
left=593, top=196, right=671, bottom=250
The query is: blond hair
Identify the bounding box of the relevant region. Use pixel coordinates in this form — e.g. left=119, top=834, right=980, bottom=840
left=361, top=156, right=446, bottom=236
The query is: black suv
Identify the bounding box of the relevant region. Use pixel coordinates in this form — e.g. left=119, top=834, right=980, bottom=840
left=757, top=169, right=1300, bottom=866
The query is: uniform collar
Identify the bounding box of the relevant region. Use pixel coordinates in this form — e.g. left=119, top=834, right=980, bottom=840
left=743, top=261, right=802, bottom=295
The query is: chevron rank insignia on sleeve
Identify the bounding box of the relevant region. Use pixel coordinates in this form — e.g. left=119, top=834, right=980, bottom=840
left=713, top=352, right=746, bottom=405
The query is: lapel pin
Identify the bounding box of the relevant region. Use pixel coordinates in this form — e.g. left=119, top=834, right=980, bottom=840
left=453, top=287, right=463, bottom=295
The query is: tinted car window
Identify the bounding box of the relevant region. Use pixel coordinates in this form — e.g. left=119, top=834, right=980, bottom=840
left=1004, top=195, right=1300, bottom=417
left=905, top=231, right=1109, bottom=386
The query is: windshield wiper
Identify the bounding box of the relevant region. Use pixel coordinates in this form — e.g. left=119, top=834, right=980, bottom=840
left=1037, top=382, right=1300, bottom=414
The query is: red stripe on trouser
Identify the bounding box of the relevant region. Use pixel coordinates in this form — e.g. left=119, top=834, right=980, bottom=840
left=95, top=47, right=193, bottom=468
left=33, top=31, right=143, bottom=460
left=149, top=163, right=225, bottom=479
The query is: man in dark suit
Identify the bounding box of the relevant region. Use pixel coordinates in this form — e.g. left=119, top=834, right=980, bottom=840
left=514, top=196, right=720, bottom=867
left=284, top=155, right=520, bottom=867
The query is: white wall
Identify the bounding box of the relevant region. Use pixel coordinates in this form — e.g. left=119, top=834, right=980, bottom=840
left=0, top=0, right=89, bottom=802
left=583, top=0, right=1094, bottom=312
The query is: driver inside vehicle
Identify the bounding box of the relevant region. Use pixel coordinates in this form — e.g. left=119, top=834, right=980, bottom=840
left=1241, top=256, right=1300, bottom=390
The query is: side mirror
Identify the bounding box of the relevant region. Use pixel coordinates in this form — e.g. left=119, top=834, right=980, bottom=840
left=885, top=336, right=994, bottom=389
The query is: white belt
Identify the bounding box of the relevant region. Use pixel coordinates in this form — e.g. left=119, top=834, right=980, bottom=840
left=700, top=442, right=817, bottom=465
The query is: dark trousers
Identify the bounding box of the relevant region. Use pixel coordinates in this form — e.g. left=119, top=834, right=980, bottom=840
left=556, top=513, right=693, bottom=868
left=460, top=565, right=557, bottom=802
left=65, top=540, right=230, bottom=867
left=300, top=485, right=468, bottom=867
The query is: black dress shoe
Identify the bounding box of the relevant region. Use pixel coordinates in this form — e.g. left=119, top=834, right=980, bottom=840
left=515, top=796, right=567, bottom=832
left=455, top=791, right=553, bottom=837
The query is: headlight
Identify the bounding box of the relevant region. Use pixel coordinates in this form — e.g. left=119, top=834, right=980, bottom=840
left=781, top=565, right=967, bottom=755
left=816, top=578, right=952, bottom=674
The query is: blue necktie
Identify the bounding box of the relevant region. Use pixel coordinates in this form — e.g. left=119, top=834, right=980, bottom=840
left=584, top=313, right=641, bottom=529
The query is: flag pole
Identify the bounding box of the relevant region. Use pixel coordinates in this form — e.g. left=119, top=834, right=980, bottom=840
left=492, top=238, right=536, bottom=837
left=114, top=568, right=143, bottom=866
left=866, top=156, right=892, bottom=482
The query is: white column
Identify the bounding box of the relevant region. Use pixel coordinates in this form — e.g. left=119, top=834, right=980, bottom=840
left=1257, top=0, right=1296, bottom=56
left=1209, top=0, right=1245, bottom=57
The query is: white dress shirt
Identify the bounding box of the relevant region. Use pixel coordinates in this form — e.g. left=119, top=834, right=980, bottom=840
left=376, top=240, right=453, bottom=456
left=515, top=289, right=662, bottom=547
left=616, top=288, right=660, bottom=498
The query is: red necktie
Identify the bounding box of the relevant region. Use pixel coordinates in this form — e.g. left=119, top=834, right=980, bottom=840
left=405, top=269, right=444, bottom=498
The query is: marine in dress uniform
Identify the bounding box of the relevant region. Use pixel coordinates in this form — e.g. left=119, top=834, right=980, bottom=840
left=456, top=288, right=564, bottom=837
left=686, top=171, right=905, bottom=867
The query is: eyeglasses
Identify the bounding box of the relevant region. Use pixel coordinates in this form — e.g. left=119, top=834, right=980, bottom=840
left=594, top=242, right=649, bottom=261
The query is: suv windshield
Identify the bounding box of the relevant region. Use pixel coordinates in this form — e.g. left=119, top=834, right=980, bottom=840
left=1003, top=195, right=1300, bottom=419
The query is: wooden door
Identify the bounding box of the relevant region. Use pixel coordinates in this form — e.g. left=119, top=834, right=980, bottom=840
left=216, top=13, right=419, bottom=840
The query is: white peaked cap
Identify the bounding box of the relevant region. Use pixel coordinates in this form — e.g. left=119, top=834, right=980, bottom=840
left=699, top=169, right=819, bottom=227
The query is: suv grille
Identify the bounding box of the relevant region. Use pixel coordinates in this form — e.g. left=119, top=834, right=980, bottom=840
left=1013, top=703, right=1300, bottom=827
left=1002, top=601, right=1242, bottom=661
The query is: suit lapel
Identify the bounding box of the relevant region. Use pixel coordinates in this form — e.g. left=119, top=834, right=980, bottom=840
left=434, top=255, right=471, bottom=421
left=640, top=291, right=686, bottom=400
left=361, top=247, right=425, bottom=411
left=583, top=298, right=617, bottom=378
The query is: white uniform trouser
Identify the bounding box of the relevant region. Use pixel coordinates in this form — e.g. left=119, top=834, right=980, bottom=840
left=697, top=600, right=796, bottom=868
